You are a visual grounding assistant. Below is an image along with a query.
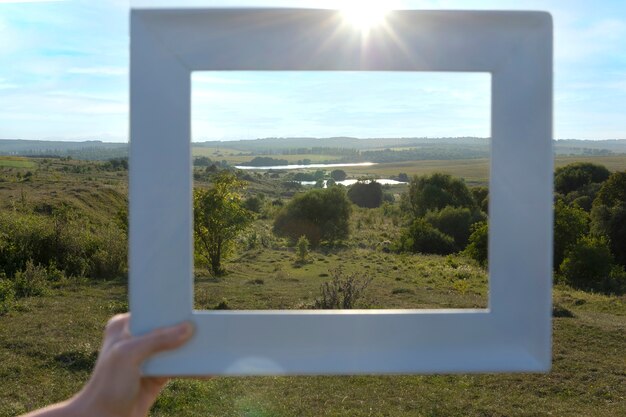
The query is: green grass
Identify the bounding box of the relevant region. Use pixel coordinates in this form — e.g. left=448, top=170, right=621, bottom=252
left=1, top=277, right=625, bottom=416
left=1, top=155, right=626, bottom=416
left=0, top=157, right=36, bottom=169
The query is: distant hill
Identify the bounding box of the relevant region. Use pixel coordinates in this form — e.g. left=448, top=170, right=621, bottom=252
left=0, top=139, right=127, bottom=160
left=1, top=138, right=625, bottom=161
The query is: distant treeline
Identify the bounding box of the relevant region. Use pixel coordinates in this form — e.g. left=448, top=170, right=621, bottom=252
left=2, top=138, right=626, bottom=161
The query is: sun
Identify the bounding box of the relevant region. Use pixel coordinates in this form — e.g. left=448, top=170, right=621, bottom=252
left=340, top=1, right=389, bottom=33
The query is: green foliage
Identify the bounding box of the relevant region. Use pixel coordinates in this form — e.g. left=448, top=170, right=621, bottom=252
left=424, top=206, right=485, bottom=250
left=463, top=221, right=488, bottom=267
left=594, top=171, right=626, bottom=207
left=408, top=173, right=475, bottom=217
left=554, top=162, right=610, bottom=195
left=397, top=218, right=456, bottom=255
left=295, top=235, right=310, bottom=263
left=470, top=186, right=489, bottom=213
left=314, top=267, right=372, bottom=309
left=560, top=236, right=625, bottom=294
left=194, top=172, right=252, bottom=276
left=0, top=279, right=15, bottom=315
left=330, top=169, right=347, bottom=181
left=554, top=199, right=589, bottom=270
left=347, top=181, right=383, bottom=208
left=591, top=203, right=626, bottom=266
left=12, top=260, right=48, bottom=298
left=0, top=209, right=127, bottom=280
left=273, top=187, right=351, bottom=247
left=243, top=195, right=263, bottom=213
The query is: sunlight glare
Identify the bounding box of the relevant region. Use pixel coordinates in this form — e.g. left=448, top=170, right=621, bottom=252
left=340, top=1, right=389, bottom=33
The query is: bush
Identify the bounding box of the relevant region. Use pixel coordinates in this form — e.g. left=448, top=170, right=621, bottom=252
left=347, top=181, right=383, bottom=208
left=554, top=199, right=589, bottom=270
left=0, top=279, right=15, bottom=315
left=314, top=268, right=372, bottom=309
left=330, top=169, right=347, bottom=181
left=397, top=219, right=456, bottom=255
left=591, top=203, right=626, bottom=266
left=243, top=196, right=263, bottom=213
left=424, top=206, right=485, bottom=250
left=13, top=260, right=48, bottom=298
left=554, top=162, right=610, bottom=195
left=560, top=236, right=624, bottom=294
left=464, top=222, right=488, bottom=267
left=408, top=173, right=476, bottom=217
left=295, top=235, right=309, bottom=263
left=273, top=187, right=351, bottom=247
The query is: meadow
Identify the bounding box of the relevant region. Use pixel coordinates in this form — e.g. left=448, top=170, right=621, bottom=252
left=0, top=154, right=625, bottom=416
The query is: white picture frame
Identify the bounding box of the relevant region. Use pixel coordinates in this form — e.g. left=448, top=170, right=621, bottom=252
left=129, top=9, right=553, bottom=376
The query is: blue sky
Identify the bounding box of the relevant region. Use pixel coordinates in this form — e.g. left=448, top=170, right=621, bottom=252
left=0, top=0, right=625, bottom=142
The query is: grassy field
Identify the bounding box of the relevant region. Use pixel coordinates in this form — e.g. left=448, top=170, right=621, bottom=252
left=1, top=269, right=624, bottom=416
left=0, top=156, right=37, bottom=169
left=192, top=147, right=342, bottom=164
left=1, top=155, right=625, bottom=416
left=344, top=155, right=626, bottom=186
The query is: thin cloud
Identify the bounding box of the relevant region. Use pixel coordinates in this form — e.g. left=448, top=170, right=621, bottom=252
left=68, top=66, right=127, bottom=76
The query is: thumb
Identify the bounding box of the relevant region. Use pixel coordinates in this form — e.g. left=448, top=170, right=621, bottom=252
left=125, top=321, right=194, bottom=363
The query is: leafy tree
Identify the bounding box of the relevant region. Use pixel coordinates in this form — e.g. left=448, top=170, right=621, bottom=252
left=594, top=171, right=626, bottom=208
left=554, top=162, right=610, bottom=195
left=424, top=206, right=485, bottom=250
left=296, top=235, right=309, bottom=263
left=408, top=173, right=475, bottom=217
left=591, top=203, right=626, bottom=267
left=347, top=181, right=383, bottom=208
left=330, top=169, right=347, bottom=181
left=273, top=187, right=351, bottom=247
left=397, top=219, right=455, bottom=255
left=560, top=236, right=625, bottom=294
left=470, top=186, right=489, bottom=213
left=243, top=196, right=263, bottom=213
left=554, top=199, right=589, bottom=270
left=464, top=221, right=488, bottom=267
left=194, top=172, right=252, bottom=276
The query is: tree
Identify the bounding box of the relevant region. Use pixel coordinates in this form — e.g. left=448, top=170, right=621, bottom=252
left=560, top=236, right=625, bottom=294
left=193, top=172, right=252, bottom=276
left=554, top=162, right=610, bottom=195
left=591, top=202, right=626, bottom=267
left=330, top=169, right=347, bottom=181
left=424, top=206, right=485, bottom=250
left=554, top=199, right=589, bottom=270
left=408, top=173, right=475, bottom=217
left=273, top=187, right=351, bottom=247
left=397, top=219, right=455, bottom=255
left=295, top=235, right=309, bottom=263
left=464, top=221, right=488, bottom=267
left=347, top=181, right=383, bottom=208
left=594, top=171, right=626, bottom=208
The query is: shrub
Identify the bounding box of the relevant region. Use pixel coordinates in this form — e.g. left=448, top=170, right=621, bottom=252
left=347, top=181, right=383, bottom=208
left=13, top=260, right=48, bottom=297
left=424, top=206, right=485, bottom=250
left=464, top=222, right=488, bottom=267
left=0, top=279, right=15, bottom=315
left=560, top=236, right=624, bottom=294
left=397, top=219, right=456, bottom=255
left=314, top=268, right=372, bottom=309
left=408, top=173, right=476, bottom=217
left=554, top=199, right=589, bottom=270
left=330, top=169, right=347, bottom=181
left=554, top=162, right=610, bottom=195
left=273, top=187, right=351, bottom=247
left=243, top=196, right=263, bottom=213
left=295, top=235, right=310, bottom=263
left=89, top=225, right=127, bottom=279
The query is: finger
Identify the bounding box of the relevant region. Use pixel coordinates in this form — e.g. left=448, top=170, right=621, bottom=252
left=124, top=321, right=194, bottom=362
left=104, top=313, right=130, bottom=339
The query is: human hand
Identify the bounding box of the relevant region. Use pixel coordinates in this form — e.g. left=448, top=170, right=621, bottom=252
left=68, top=313, right=194, bottom=417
